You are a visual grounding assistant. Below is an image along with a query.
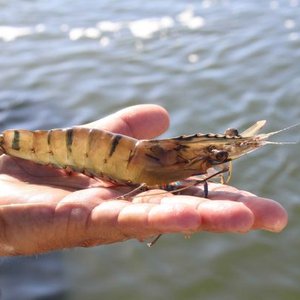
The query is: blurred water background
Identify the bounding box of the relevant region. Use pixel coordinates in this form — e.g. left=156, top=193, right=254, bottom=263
left=0, top=0, right=299, bottom=299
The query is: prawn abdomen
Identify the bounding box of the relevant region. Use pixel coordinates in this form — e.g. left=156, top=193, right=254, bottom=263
left=0, top=128, right=139, bottom=184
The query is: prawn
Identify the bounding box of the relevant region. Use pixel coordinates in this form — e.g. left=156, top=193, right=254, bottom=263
left=0, top=120, right=297, bottom=189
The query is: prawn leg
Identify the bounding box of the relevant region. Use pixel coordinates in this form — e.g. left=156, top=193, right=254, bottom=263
left=147, top=167, right=229, bottom=247
left=147, top=234, right=162, bottom=247
left=116, top=183, right=148, bottom=200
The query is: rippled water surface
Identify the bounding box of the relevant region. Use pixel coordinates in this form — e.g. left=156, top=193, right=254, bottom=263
left=0, top=0, right=300, bottom=299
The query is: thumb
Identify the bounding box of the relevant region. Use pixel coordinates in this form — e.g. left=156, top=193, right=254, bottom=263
left=82, top=104, right=170, bottom=139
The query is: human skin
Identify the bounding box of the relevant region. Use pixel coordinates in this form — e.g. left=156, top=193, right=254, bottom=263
left=0, top=104, right=288, bottom=256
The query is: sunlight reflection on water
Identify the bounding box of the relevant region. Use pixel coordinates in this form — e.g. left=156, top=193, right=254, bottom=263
left=0, top=6, right=206, bottom=43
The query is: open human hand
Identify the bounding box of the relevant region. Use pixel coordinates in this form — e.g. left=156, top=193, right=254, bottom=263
left=0, top=104, right=287, bottom=256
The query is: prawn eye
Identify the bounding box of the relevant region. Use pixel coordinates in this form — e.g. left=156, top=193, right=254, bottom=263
left=215, top=150, right=228, bottom=162
left=225, top=128, right=239, bottom=137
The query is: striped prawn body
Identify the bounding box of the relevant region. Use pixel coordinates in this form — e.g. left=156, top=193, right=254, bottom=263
left=0, top=127, right=144, bottom=185
left=0, top=120, right=294, bottom=187
left=0, top=126, right=234, bottom=186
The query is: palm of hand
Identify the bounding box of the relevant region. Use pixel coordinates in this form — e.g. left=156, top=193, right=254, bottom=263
left=0, top=105, right=287, bottom=256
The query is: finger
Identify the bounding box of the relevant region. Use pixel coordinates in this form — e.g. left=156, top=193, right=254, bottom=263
left=132, top=192, right=254, bottom=233
left=235, top=196, right=288, bottom=232
left=91, top=200, right=202, bottom=240
left=54, top=199, right=203, bottom=248
left=133, top=190, right=286, bottom=233
left=83, top=104, right=170, bottom=139
left=158, top=196, right=254, bottom=233
left=202, top=183, right=288, bottom=232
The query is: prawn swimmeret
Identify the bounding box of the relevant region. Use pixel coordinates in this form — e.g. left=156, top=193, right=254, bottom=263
left=0, top=120, right=297, bottom=193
